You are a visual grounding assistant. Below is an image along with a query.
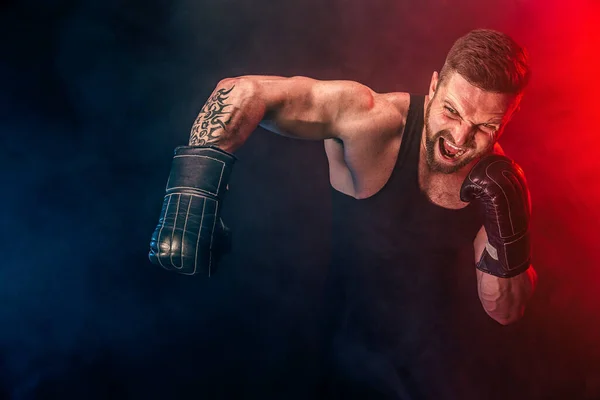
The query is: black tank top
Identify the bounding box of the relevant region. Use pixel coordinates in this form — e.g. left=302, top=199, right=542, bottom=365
left=325, top=94, right=493, bottom=399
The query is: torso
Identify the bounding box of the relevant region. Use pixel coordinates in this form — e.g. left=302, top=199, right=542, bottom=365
left=323, top=93, right=502, bottom=399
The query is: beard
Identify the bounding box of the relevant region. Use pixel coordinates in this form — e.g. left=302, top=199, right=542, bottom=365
left=424, top=100, right=484, bottom=174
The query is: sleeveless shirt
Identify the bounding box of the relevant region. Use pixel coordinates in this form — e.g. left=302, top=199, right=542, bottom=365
left=324, top=94, right=497, bottom=399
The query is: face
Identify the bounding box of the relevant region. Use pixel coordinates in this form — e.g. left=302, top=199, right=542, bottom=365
left=424, top=71, right=518, bottom=174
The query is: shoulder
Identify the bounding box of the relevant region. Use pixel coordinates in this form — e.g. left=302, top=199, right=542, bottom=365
left=326, top=91, right=412, bottom=198
left=368, top=91, right=411, bottom=139
left=366, top=91, right=411, bottom=142
left=334, top=90, right=409, bottom=139
left=379, top=91, right=411, bottom=121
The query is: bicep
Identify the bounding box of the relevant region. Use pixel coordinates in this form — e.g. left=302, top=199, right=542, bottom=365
left=258, top=77, right=377, bottom=141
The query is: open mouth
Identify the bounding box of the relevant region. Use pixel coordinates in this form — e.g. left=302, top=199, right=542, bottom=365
left=438, top=137, right=467, bottom=161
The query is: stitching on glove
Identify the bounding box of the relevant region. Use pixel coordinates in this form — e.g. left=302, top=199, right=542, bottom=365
left=502, top=240, right=530, bottom=272
left=181, top=195, right=193, bottom=273
left=504, top=232, right=527, bottom=245
left=208, top=200, right=219, bottom=277
left=193, top=197, right=207, bottom=276
left=170, top=194, right=182, bottom=269
left=485, top=160, right=515, bottom=238
left=156, top=194, right=173, bottom=271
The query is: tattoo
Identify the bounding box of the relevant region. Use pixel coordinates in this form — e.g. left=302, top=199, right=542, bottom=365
left=190, top=86, right=235, bottom=146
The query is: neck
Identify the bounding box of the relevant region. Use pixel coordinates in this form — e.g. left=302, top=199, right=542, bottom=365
left=418, top=132, right=471, bottom=210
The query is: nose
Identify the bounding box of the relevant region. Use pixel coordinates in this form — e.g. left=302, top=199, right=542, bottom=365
left=450, top=123, right=476, bottom=147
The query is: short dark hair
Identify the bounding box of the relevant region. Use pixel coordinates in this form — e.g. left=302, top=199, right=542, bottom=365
left=439, top=29, right=530, bottom=95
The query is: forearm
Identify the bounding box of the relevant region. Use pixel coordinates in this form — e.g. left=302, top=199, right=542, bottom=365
left=188, top=75, right=338, bottom=152
left=189, top=77, right=267, bottom=152
left=477, top=265, right=538, bottom=325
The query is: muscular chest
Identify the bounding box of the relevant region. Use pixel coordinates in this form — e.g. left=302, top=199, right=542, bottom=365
left=418, top=163, right=469, bottom=210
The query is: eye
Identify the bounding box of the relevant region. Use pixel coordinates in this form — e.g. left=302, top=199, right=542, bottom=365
left=478, top=123, right=498, bottom=135
left=444, top=105, right=458, bottom=115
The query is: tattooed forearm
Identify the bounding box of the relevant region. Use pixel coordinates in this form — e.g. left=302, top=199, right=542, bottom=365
left=190, top=86, right=235, bottom=146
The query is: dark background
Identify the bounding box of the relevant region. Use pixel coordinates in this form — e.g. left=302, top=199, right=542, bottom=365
left=2, top=0, right=599, bottom=398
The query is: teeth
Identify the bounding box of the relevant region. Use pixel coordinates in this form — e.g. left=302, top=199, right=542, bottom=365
left=444, top=139, right=465, bottom=157
left=445, top=141, right=461, bottom=151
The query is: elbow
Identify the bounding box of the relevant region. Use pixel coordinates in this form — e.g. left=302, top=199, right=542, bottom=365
left=216, top=76, right=259, bottom=99
left=480, top=294, right=525, bottom=325
left=495, top=317, right=515, bottom=326
left=486, top=308, right=524, bottom=325
left=216, top=76, right=241, bottom=90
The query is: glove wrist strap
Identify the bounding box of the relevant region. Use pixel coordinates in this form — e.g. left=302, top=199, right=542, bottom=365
left=166, top=146, right=237, bottom=199
left=477, top=248, right=531, bottom=278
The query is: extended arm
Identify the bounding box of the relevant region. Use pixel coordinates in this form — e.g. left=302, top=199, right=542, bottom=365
left=149, top=75, right=399, bottom=275
left=188, top=75, right=380, bottom=152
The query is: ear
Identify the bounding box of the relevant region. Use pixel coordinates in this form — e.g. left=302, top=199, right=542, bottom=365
left=428, top=71, right=439, bottom=98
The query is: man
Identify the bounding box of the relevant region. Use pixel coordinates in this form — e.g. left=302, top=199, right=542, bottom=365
left=149, top=29, right=538, bottom=398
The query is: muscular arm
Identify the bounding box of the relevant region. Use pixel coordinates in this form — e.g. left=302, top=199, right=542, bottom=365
left=188, top=75, right=381, bottom=152
left=474, top=226, right=538, bottom=325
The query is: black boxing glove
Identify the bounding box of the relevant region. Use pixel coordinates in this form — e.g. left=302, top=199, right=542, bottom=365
left=149, top=146, right=236, bottom=276
left=460, top=154, right=532, bottom=278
